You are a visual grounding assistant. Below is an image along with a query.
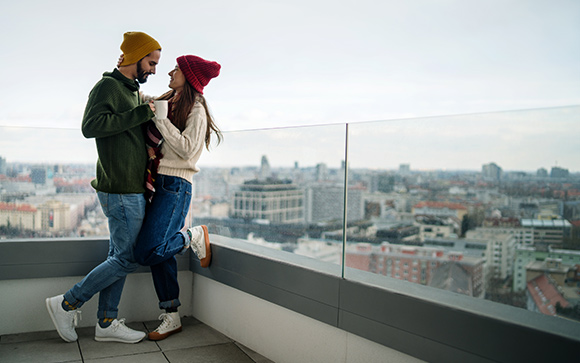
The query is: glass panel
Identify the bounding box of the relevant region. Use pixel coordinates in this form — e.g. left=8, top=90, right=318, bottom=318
left=194, top=124, right=346, bottom=271
left=345, top=106, right=580, bottom=323
left=0, top=126, right=104, bottom=238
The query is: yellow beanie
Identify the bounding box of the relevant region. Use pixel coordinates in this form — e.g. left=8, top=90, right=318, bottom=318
left=119, top=31, right=162, bottom=66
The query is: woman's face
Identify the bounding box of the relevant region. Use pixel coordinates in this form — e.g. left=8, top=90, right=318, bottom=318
left=168, top=65, right=186, bottom=92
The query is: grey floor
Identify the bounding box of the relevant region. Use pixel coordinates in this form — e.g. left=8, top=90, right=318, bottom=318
left=0, top=316, right=274, bottom=363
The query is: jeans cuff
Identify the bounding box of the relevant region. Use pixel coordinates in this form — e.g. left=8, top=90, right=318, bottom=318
left=63, top=291, right=84, bottom=309
left=178, top=231, right=190, bottom=255
left=97, top=310, right=119, bottom=320
left=159, top=299, right=181, bottom=310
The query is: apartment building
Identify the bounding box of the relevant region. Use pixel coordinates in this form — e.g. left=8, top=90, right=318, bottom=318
left=466, top=229, right=516, bottom=280
left=304, top=184, right=364, bottom=223
left=513, top=246, right=580, bottom=292
left=415, top=216, right=454, bottom=241
left=0, top=202, right=41, bottom=231
left=231, top=179, right=304, bottom=224
left=412, top=201, right=468, bottom=222
left=520, top=219, right=572, bottom=246
left=346, top=242, right=485, bottom=298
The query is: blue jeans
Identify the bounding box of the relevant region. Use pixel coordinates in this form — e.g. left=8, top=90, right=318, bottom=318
left=134, top=174, right=192, bottom=310
left=64, top=192, right=145, bottom=320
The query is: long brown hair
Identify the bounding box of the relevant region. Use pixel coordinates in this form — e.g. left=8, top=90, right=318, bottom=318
left=158, top=82, right=222, bottom=150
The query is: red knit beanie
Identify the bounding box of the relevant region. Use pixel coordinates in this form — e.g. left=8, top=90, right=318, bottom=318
left=176, top=55, right=221, bottom=94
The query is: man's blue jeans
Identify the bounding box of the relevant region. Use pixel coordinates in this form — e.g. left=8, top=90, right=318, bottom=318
left=134, top=174, right=192, bottom=311
left=64, top=192, right=146, bottom=320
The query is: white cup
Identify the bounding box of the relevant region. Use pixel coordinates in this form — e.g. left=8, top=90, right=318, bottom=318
left=153, top=100, right=168, bottom=119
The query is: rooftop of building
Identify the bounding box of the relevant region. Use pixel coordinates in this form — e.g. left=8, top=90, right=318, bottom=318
left=413, top=201, right=468, bottom=210
left=521, top=219, right=572, bottom=228
left=527, top=275, right=570, bottom=316
left=428, top=262, right=473, bottom=296
left=0, top=202, right=37, bottom=212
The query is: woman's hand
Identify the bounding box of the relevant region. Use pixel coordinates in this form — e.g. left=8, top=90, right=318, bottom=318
left=149, top=101, right=156, bottom=113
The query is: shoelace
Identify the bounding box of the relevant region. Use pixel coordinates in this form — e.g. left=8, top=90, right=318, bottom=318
left=155, top=313, right=171, bottom=332
left=71, top=310, right=82, bottom=327
left=110, top=318, right=127, bottom=332
left=192, top=240, right=202, bottom=258
left=191, top=231, right=205, bottom=258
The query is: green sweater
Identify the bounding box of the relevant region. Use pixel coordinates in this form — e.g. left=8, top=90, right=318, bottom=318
left=82, top=69, right=155, bottom=193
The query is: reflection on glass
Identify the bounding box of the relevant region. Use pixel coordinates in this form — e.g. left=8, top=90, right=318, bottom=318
left=346, top=106, right=580, bottom=323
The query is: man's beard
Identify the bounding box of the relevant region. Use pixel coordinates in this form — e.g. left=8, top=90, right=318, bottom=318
left=136, top=60, right=150, bottom=84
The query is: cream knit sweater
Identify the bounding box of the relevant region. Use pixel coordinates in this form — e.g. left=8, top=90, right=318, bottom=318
left=153, top=98, right=207, bottom=183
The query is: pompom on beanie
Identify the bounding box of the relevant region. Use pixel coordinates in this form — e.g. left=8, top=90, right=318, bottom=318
left=176, top=55, right=221, bottom=94
left=119, top=31, right=162, bottom=66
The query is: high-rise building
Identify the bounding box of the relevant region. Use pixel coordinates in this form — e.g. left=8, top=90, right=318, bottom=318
left=550, top=166, right=569, bottom=179
left=259, top=155, right=271, bottom=180
left=482, top=162, right=502, bottom=181
left=536, top=168, right=548, bottom=178
left=231, top=179, right=304, bottom=224
left=377, top=173, right=395, bottom=193
left=465, top=229, right=516, bottom=280
left=304, top=184, right=364, bottom=223
left=399, top=164, right=410, bottom=174
left=0, top=156, right=6, bottom=175
left=30, top=167, right=47, bottom=185
left=315, top=163, right=328, bottom=182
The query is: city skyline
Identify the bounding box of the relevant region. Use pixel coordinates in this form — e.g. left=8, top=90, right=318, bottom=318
left=2, top=106, right=578, bottom=173
left=1, top=150, right=578, bottom=176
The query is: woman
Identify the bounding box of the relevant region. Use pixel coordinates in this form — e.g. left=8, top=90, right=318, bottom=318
left=134, top=55, right=222, bottom=341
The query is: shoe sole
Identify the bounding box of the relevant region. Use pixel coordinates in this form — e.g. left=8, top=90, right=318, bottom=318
left=148, top=326, right=183, bottom=341
left=94, top=335, right=146, bottom=344
left=45, top=297, right=76, bottom=343
left=200, top=225, right=212, bottom=268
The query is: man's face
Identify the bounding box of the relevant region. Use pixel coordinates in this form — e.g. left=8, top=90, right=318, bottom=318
left=136, top=50, right=161, bottom=84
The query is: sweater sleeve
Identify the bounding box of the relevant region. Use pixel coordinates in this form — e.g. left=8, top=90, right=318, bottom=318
left=154, top=104, right=207, bottom=160
left=82, top=79, right=155, bottom=139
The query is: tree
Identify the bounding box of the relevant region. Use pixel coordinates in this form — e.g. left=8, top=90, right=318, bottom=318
left=461, top=215, right=469, bottom=237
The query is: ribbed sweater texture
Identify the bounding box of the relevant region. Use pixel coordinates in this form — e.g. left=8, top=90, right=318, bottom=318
left=154, top=99, right=208, bottom=183
left=82, top=69, right=155, bottom=193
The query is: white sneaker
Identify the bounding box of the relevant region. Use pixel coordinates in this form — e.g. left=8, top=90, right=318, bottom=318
left=148, top=312, right=182, bottom=341
left=94, top=318, right=146, bottom=343
left=187, top=225, right=212, bottom=267
left=45, top=295, right=81, bottom=343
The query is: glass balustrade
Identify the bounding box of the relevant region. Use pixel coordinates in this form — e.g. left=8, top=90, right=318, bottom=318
left=1, top=105, right=579, bottom=327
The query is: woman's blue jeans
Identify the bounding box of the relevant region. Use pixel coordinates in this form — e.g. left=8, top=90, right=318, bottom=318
left=135, top=174, right=192, bottom=311
left=64, top=192, right=145, bottom=320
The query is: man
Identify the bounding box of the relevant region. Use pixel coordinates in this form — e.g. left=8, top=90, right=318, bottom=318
left=46, top=31, right=161, bottom=344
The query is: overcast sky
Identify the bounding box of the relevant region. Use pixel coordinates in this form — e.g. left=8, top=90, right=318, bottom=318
left=0, top=0, right=579, bottom=170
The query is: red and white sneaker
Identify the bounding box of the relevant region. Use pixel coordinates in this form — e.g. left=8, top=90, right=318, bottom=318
left=187, top=225, right=212, bottom=267
left=148, top=312, right=182, bottom=341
